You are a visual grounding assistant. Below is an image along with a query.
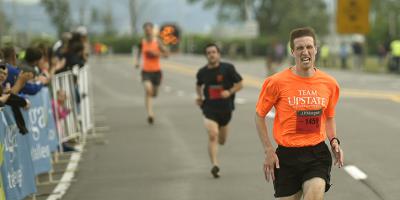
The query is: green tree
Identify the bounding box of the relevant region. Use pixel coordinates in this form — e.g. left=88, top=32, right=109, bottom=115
left=102, top=7, right=115, bottom=36
left=367, top=0, right=400, bottom=53
left=41, top=0, right=72, bottom=37
left=188, top=0, right=330, bottom=40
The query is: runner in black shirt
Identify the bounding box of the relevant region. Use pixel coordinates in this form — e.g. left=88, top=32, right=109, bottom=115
left=196, top=43, right=243, bottom=178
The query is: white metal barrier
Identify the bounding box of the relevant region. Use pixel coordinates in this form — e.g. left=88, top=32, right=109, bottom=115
left=78, top=65, right=94, bottom=135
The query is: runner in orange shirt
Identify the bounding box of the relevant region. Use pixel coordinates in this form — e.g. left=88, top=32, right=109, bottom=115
left=135, top=22, right=169, bottom=124
left=255, top=27, right=344, bottom=199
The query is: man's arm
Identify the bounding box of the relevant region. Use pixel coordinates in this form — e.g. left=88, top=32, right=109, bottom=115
left=221, top=81, right=243, bottom=98
left=195, top=85, right=203, bottom=106
left=255, top=113, right=279, bottom=182
left=135, top=43, right=142, bottom=69
left=158, top=39, right=169, bottom=57
left=326, top=117, right=344, bottom=168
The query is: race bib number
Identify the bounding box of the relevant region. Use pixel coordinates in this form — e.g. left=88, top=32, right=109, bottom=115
left=208, top=85, right=224, bottom=100
left=296, top=109, right=322, bottom=133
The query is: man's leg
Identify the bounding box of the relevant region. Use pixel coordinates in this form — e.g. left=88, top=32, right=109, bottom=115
left=279, top=191, right=302, bottom=200
left=144, top=80, right=154, bottom=120
left=218, top=125, right=229, bottom=145
left=302, top=177, right=326, bottom=200
left=204, top=118, right=220, bottom=166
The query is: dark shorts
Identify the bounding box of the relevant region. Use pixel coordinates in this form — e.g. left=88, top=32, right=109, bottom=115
left=273, top=142, right=332, bottom=198
left=142, top=71, right=162, bottom=86
left=203, top=110, right=232, bottom=127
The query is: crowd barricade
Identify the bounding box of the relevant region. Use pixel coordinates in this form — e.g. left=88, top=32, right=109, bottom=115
left=78, top=65, right=94, bottom=135
left=51, top=70, right=81, bottom=143
left=0, top=64, right=93, bottom=200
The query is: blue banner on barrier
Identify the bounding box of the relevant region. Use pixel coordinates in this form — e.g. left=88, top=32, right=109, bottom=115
left=24, top=90, right=53, bottom=175
left=41, top=88, right=59, bottom=152
left=0, top=107, right=37, bottom=200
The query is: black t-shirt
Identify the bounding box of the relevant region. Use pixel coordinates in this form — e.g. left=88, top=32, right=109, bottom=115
left=196, top=62, right=243, bottom=112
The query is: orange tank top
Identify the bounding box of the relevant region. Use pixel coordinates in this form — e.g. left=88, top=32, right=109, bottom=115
left=141, top=38, right=161, bottom=72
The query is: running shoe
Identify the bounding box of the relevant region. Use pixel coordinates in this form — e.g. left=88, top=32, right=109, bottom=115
left=211, top=166, right=220, bottom=178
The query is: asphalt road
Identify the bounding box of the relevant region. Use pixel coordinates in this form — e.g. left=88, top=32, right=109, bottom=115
left=63, top=54, right=400, bottom=200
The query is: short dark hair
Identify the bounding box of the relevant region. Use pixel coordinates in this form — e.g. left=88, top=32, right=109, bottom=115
left=143, top=22, right=153, bottom=29
left=25, top=47, right=43, bottom=64
left=289, top=27, right=317, bottom=50
left=204, top=43, right=220, bottom=54
left=2, top=46, right=16, bottom=62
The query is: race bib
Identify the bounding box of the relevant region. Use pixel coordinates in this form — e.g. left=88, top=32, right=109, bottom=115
left=208, top=85, right=224, bottom=100
left=296, top=109, right=322, bottom=133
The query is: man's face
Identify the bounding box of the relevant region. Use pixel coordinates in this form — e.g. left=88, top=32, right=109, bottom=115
left=144, top=25, right=153, bottom=37
left=0, top=66, right=8, bottom=84
left=206, top=46, right=220, bottom=65
left=291, top=36, right=317, bottom=70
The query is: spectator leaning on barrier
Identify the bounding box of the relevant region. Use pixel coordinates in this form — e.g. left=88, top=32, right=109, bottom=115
left=2, top=46, right=37, bottom=95
left=0, top=50, right=31, bottom=134
left=36, top=43, right=66, bottom=83
left=53, top=32, right=72, bottom=59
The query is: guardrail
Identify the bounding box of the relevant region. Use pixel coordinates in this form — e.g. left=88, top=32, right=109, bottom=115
left=0, top=64, right=93, bottom=200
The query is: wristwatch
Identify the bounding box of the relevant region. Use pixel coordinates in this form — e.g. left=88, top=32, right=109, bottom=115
left=330, top=137, right=341, bottom=146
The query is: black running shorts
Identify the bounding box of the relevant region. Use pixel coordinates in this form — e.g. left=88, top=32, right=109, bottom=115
left=273, top=142, right=332, bottom=198
left=203, top=110, right=232, bottom=127
left=142, top=71, right=162, bottom=86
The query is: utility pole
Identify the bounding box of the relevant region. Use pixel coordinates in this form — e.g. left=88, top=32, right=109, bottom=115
left=129, top=0, right=138, bottom=35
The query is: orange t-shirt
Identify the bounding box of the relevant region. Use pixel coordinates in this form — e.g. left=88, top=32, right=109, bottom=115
left=141, top=38, right=161, bottom=72
left=256, top=67, right=340, bottom=147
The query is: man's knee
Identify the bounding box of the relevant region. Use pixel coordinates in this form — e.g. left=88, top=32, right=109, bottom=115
left=218, top=126, right=228, bottom=145
left=208, top=131, right=218, bottom=142
left=302, top=177, right=325, bottom=200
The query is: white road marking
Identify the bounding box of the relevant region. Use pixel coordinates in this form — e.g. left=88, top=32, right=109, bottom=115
left=235, top=98, right=247, bottom=104
left=344, top=165, right=368, bottom=180
left=177, top=90, right=185, bottom=97
left=46, top=146, right=83, bottom=200
left=164, top=86, right=172, bottom=93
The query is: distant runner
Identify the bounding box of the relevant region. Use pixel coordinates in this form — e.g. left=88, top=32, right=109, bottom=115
left=196, top=43, right=243, bottom=178
left=135, top=22, right=169, bottom=124
left=255, top=27, right=344, bottom=199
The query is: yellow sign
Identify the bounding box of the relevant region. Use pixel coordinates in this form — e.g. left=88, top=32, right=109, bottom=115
left=336, top=0, right=370, bottom=34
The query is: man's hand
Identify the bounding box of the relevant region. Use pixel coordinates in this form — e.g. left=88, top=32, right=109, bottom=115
left=220, top=90, right=231, bottom=99
left=331, top=141, right=344, bottom=168
left=0, top=94, right=10, bottom=103
left=24, top=99, right=31, bottom=109
left=264, top=148, right=280, bottom=182
left=18, top=71, right=34, bottom=82
left=55, top=58, right=66, bottom=71
left=4, top=83, right=11, bottom=94
left=37, top=75, right=49, bottom=84
left=195, top=97, right=203, bottom=107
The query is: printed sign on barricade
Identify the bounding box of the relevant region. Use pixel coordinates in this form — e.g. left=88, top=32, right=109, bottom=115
left=23, top=90, right=53, bottom=175
left=0, top=143, right=5, bottom=200
left=0, top=107, right=37, bottom=200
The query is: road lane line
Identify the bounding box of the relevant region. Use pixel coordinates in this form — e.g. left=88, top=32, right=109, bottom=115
left=344, top=165, right=368, bottom=180
left=162, top=61, right=400, bottom=103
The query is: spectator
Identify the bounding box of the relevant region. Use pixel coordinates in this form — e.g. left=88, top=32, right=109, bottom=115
left=389, top=38, right=400, bottom=73
left=2, top=46, right=41, bottom=95
left=352, top=41, right=364, bottom=70
left=339, top=42, right=349, bottom=69
left=0, top=51, right=30, bottom=134
left=320, top=43, right=330, bottom=67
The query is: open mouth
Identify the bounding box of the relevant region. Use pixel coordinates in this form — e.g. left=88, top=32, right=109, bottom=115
left=301, top=57, right=311, bottom=64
